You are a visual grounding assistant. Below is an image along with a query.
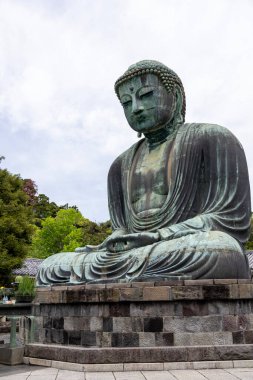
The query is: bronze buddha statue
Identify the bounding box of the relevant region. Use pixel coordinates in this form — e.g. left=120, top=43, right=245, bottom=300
left=37, top=60, right=251, bottom=285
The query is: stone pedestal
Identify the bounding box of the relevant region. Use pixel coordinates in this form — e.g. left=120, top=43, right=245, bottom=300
left=25, top=279, right=253, bottom=364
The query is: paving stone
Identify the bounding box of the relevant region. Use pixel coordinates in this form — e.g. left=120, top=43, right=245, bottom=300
left=170, top=369, right=208, bottom=379
left=192, top=361, right=216, bottom=369
left=198, top=369, right=238, bottom=379
left=142, top=370, right=176, bottom=379
left=114, top=371, right=146, bottom=379
left=86, top=372, right=115, bottom=380
left=56, top=369, right=85, bottom=379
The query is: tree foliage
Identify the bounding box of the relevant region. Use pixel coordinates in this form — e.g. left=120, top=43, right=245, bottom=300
left=30, top=208, right=111, bottom=259
left=0, top=169, right=34, bottom=284
left=245, top=217, right=253, bottom=250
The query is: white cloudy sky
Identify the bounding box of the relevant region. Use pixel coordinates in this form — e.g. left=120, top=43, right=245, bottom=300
left=0, top=0, right=252, bottom=221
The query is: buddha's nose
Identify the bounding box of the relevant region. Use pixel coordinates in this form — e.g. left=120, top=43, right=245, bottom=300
left=132, top=98, right=144, bottom=114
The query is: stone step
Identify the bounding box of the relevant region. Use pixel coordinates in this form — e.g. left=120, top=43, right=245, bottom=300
left=25, top=343, right=253, bottom=364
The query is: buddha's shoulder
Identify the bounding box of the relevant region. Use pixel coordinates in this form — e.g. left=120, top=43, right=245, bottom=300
left=108, top=140, right=142, bottom=173
left=182, top=123, right=239, bottom=141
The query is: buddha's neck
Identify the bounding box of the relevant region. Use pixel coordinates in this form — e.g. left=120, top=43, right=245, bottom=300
left=144, top=122, right=176, bottom=147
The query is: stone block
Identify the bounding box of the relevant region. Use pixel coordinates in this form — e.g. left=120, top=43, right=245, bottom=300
left=203, top=285, right=230, bottom=299
left=50, top=329, right=64, bottom=344
left=103, top=317, right=113, bottom=332
left=64, top=330, right=81, bottom=345
left=23, top=356, right=29, bottom=364
left=238, top=279, right=252, bottom=284
left=101, top=332, right=111, bottom=347
left=155, top=280, right=184, bottom=286
left=164, top=361, right=194, bottom=370
left=124, top=362, right=163, bottom=371
left=85, top=284, right=106, bottom=289
left=113, top=317, right=132, bottom=333
left=120, top=287, right=143, bottom=301
left=222, top=315, right=238, bottom=331
left=155, top=332, right=174, bottom=346
left=193, top=361, right=216, bottom=369
left=143, top=286, right=171, bottom=301
left=182, top=301, right=209, bottom=316
left=215, top=360, right=233, bottom=368
left=52, top=317, right=64, bottom=329
left=172, top=285, right=203, bottom=300
left=43, top=317, right=52, bottom=328
left=213, top=332, right=233, bottom=345
left=164, top=315, right=222, bottom=333
left=144, top=317, right=163, bottom=332
left=244, top=330, right=253, bottom=344
left=64, top=317, right=90, bottom=331
left=132, top=282, right=154, bottom=288
left=111, top=333, right=139, bottom=347
left=51, top=360, right=83, bottom=371
left=214, top=279, right=237, bottom=285
left=208, top=301, right=230, bottom=315
left=29, top=357, right=52, bottom=367
left=239, top=284, right=253, bottom=298
left=233, top=359, right=253, bottom=367
left=83, top=363, right=124, bottom=371
left=0, top=346, right=24, bottom=365
left=229, top=284, right=240, bottom=298
left=106, top=283, right=131, bottom=288
left=174, top=332, right=232, bottom=346
left=131, top=317, right=144, bottom=332
left=90, top=317, right=103, bottom=332
left=232, top=331, right=244, bottom=344
left=138, top=332, right=155, bottom=347
left=98, top=288, right=120, bottom=302
left=81, top=331, right=97, bottom=347
left=184, top=279, right=214, bottom=286
left=130, top=302, right=176, bottom=317
left=109, top=303, right=130, bottom=317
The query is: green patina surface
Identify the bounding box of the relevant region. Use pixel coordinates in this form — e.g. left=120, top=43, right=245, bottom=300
left=37, top=60, right=251, bottom=285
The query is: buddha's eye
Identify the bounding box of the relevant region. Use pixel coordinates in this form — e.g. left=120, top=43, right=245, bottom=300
left=139, top=90, right=153, bottom=99
left=122, top=100, right=132, bottom=108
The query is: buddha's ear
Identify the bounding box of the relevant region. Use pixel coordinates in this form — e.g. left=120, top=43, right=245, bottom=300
left=173, top=85, right=184, bottom=126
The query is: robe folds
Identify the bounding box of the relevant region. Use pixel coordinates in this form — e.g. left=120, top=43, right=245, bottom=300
left=37, top=123, right=251, bottom=285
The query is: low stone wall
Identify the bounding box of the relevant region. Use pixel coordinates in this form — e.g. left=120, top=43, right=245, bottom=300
left=30, top=279, right=253, bottom=349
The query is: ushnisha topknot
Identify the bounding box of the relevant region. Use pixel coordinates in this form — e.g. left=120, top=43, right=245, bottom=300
left=114, top=60, right=186, bottom=121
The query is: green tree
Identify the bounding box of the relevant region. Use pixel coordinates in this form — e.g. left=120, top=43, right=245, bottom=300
left=31, top=208, right=111, bottom=259
left=0, top=169, right=34, bottom=285
left=245, top=216, right=253, bottom=250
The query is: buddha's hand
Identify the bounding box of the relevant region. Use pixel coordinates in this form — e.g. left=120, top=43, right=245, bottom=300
left=75, top=228, right=127, bottom=253
left=107, top=231, right=160, bottom=253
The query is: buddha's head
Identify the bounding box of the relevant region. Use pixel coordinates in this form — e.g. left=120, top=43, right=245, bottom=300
left=115, top=60, right=185, bottom=136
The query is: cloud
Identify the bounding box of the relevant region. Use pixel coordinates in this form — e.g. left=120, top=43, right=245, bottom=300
left=0, top=0, right=253, bottom=221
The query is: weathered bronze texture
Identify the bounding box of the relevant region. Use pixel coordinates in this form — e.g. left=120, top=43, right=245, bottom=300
left=37, top=60, right=251, bottom=285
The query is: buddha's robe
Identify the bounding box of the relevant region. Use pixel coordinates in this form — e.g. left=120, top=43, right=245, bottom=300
left=37, top=123, right=251, bottom=285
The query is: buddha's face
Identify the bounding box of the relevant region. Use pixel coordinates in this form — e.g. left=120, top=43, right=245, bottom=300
left=118, top=73, right=175, bottom=134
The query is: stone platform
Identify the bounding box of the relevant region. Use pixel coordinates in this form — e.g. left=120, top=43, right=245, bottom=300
left=24, top=279, right=253, bottom=364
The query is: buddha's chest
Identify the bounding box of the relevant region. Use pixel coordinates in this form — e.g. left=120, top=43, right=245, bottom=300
left=130, top=140, right=173, bottom=215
